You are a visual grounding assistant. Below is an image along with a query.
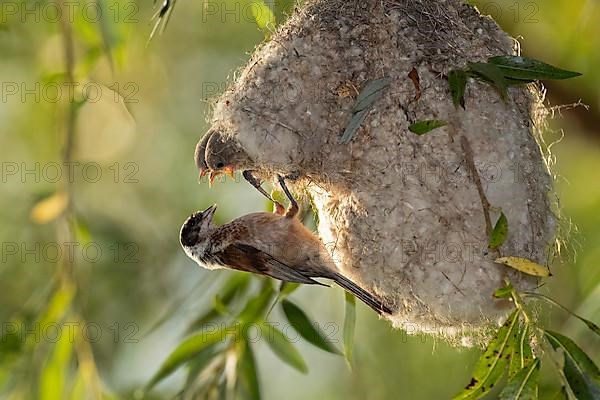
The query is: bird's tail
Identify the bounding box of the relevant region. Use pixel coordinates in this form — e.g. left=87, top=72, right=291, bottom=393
left=332, top=273, right=392, bottom=315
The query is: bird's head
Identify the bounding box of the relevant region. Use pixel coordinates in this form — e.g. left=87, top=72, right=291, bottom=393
left=194, top=130, right=213, bottom=179
left=199, top=131, right=253, bottom=185
left=180, top=204, right=217, bottom=260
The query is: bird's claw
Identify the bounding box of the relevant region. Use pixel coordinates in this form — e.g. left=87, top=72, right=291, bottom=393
left=277, top=175, right=299, bottom=218
left=274, top=202, right=286, bottom=215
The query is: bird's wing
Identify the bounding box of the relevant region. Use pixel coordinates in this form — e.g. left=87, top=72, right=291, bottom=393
left=216, top=243, right=326, bottom=286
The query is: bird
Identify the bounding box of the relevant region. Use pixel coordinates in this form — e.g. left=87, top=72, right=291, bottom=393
left=195, top=129, right=284, bottom=207
left=180, top=176, right=391, bottom=315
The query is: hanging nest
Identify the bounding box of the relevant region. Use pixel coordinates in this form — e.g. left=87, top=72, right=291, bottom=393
left=202, top=0, right=556, bottom=345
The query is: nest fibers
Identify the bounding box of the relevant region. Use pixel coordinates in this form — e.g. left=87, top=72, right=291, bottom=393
left=204, top=0, right=556, bottom=344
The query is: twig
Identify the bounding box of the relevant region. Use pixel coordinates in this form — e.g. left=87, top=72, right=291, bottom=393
left=460, top=136, right=493, bottom=236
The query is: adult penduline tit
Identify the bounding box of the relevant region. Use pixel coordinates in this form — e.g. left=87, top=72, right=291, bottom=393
left=180, top=176, right=391, bottom=315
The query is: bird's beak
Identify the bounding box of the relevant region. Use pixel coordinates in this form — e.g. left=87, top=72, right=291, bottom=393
left=223, top=165, right=235, bottom=178
left=202, top=204, right=217, bottom=221
left=208, top=171, right=218, bottom=187
left=198, top=168, right=208, bottom=183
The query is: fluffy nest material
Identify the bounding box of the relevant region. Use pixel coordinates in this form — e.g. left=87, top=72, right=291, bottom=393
left=204, top=0, right=556, bottom=345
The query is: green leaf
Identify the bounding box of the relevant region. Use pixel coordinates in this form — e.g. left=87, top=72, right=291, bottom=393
left=279, top=282, right=301, bottom=298
left=343, top=292, right=356, bottom=367
left=238, top=341, right=261, bottom=400
left=505, top=77, right=536, bottom=86
left=340, top=78, right=391, bottom=144
left=187, top=274, right=251, bottom=333
left=453, top=309, right=520, bottom=400
left=96, top=0, right=116, bottom=71
left=500, top=358, right=540, bottom=400
left=408, top=120, right=447, bottom=135
left=521, top=292, right=600, bottom=338
left=448, top=70, right=467, bottom=108
left=494, top=281, right=514, bottom=299
left=263, top=324, right=308, bottom=373
left=184, top=343, right=223, bottom=389
left=238, top=281, right=275, bottom=325
left=40, top=322, right=75, bottom=400
left=489, top=212, right=509, bottom=249
left=148, top=327, right=228, bottom=389
left=469, top=62, right=509, bottom=100
left=248, top=0, right=276, bottom=33
left=489, top=56, right=582, bottom=81
left=508, top=324, right=534, bottom=379
left=281, top=300, right=341, bottom=355
left=545, top=331, right=600, bottom=400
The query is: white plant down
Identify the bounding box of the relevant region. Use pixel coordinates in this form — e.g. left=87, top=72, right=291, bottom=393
left=203, top=0, right=557, bottom=344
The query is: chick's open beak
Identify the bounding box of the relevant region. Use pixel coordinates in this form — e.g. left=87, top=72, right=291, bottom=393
left=208, top=171, right=218, bottom=187
left=223, top=165, right=235, bottom=178
left=198, top=168, right=208, bottom=183
left=207, top=166, right=236, bottom=187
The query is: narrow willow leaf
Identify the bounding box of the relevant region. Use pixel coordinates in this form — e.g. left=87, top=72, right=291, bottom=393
left=187, top=274, right=250, bottom=333
left=238, top=282, right=275, bottom=325
left=494, top=281, right=514, bottom=299
left=263, top=324, right=308, bottom=374
left=238, top=341, right=261, bottom=400
left=354, top=78, right=391, bottom=111
left=147, top=328, right=227, bottom=389
left=343, top=292, right=356, bottom=366
left=279, top=282, right=301, bottom=299
left=469, top=62, right=509, bottom=100
left=489, top=212, right=509, bottom=249
left=506, top=77, right=536, bottom=86
left=545, top=330, right=600, bottom=399
left=508, top=324, right=534, bottom=379
left=96, top=0, right=115, bottom=70
left=40, top=322, right=75, bottom=400
left=522, top=292, right=600, bottom=338
left=495, top=257, right=551, bottom=277
left=500, top=358, right=540, bottom=400
left=340, top=78, right=391, bottom=144
left=30, top=191, right=69, bottom=224
left=489, top=56, right=582, bottom=81
left=448, top=70, right=467, bottom=108
left=408, top=120, right=447, bottom=135
left=340, top=109, right=369, bottom=144
left=184, top=343, right=223, bottom=389
left=453, top=309, right=520, bottom=400
left=281, top=300, right=341, bottom=355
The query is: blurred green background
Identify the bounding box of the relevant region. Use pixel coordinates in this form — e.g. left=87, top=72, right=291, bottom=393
left=0, top=0, right=599, bottom=399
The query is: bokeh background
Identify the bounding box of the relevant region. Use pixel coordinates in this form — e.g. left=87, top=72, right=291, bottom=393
left=1, top=0, right=599, bottom=398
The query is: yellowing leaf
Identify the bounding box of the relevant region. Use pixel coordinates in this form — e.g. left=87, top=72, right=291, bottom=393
left=453, top=309, right=520, bottom=400
left=30, top=192, right=69, bottom=224
left=495, top=257, right=551, bottom=277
